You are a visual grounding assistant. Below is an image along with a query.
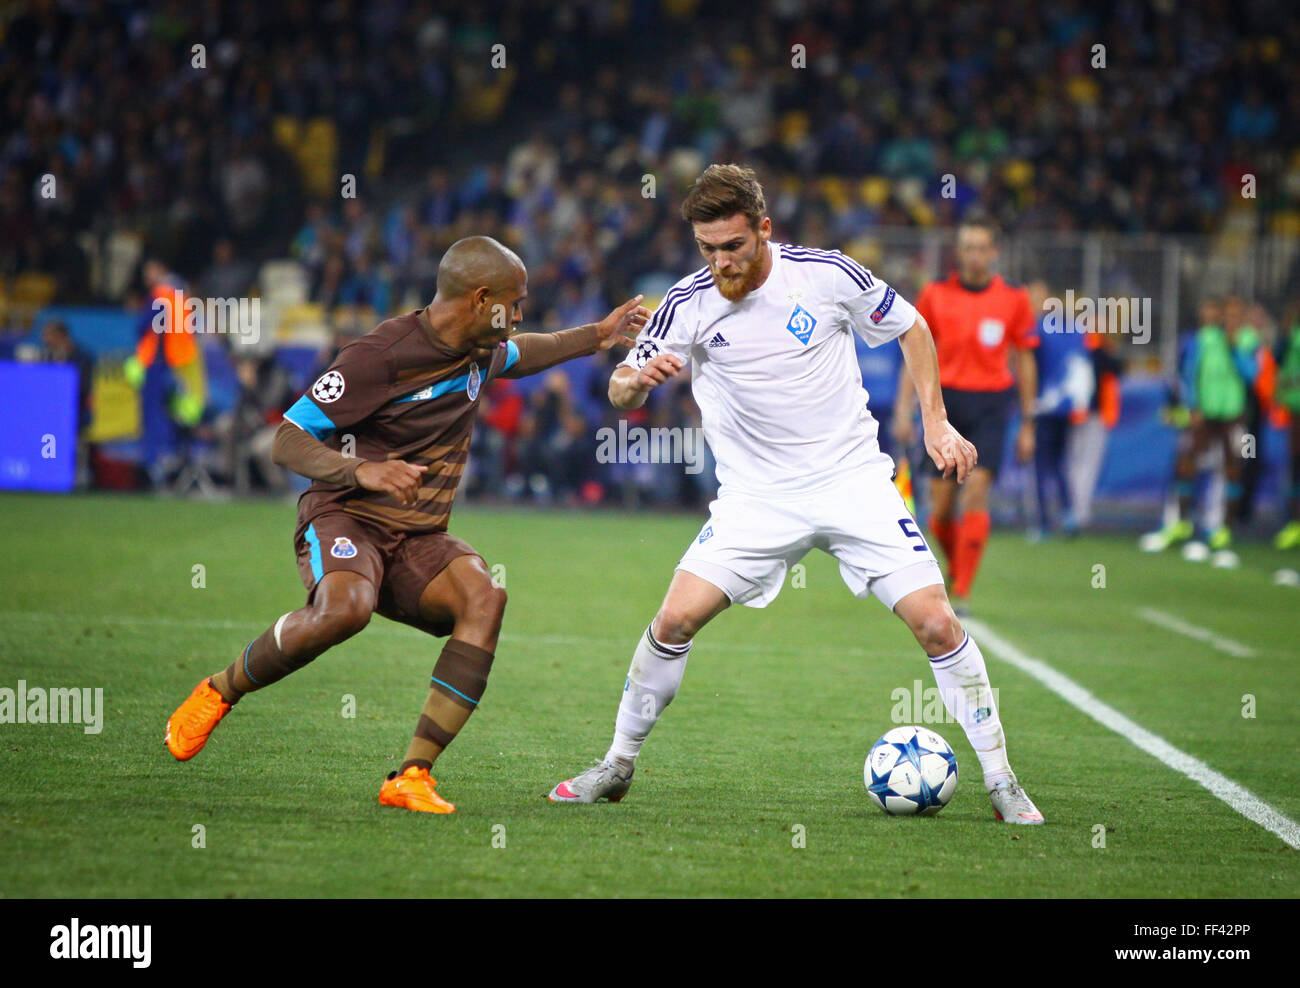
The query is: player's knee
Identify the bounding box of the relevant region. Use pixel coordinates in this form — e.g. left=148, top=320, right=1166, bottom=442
left=914, top=605, right=962, bottom=656
left=461, top=581, right=507, bottom=630
left=652, top=605, right=699, bottom=645
left=317, top=596, right=372, bottom=642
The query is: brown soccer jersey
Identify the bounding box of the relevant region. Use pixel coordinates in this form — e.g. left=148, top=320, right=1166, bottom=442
left=283, top=309, right=518, bottom=537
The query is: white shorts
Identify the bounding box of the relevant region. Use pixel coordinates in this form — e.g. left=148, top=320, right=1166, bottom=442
left=676, top=465, right=944, bottom=611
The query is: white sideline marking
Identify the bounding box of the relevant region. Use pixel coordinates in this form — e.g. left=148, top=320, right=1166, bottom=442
left=965, top=617, right=1300, bottom=851
left=1135, top=607, right=1256, bottom=658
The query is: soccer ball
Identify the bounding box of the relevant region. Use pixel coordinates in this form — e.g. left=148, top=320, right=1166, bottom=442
left=865, top=726, right=958, bottom=816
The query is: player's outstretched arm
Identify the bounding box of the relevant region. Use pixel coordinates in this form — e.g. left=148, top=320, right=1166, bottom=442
left=608, top=353, right=685, bottom=410
left=502, top=296, right=650, bottom=379
left=897, top=316, right=978, bottom=483
left=271, top=420, right=427, bottom=506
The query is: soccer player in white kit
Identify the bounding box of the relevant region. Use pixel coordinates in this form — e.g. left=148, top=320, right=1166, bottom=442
left=549, top=165, right=1043, bottom=824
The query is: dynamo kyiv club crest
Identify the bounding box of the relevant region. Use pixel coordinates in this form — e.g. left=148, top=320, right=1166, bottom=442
left=786, top=304, right=816, bottom=345
left=467, top=362, right=482, bottom=400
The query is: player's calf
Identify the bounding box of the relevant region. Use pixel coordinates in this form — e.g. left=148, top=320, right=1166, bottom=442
left=165, top=574, right=377, bottom=759
left=893, top=585, right=1026, bottom=797
left=391, top=556, right=504, bottom=787
left=209, top=572, right=376, bottom=706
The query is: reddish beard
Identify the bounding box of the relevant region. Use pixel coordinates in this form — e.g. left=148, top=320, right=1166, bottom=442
left=711, top=244, right=768, bottom=301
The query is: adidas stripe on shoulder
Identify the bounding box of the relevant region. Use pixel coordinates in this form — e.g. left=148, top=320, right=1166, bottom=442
left=646, top=268, right=712, bottom=339
left=781, top=244, right=874, bottom=292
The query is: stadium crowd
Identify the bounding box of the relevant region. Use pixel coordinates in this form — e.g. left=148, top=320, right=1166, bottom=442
left=2, top=0, right=1298, bottom=519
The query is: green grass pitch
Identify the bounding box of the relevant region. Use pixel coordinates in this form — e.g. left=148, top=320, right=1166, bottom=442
left=1, top=492, right=1297, bottom=898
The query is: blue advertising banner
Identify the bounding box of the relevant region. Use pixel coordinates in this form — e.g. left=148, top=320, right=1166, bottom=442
left=0, top=362, right=79, bottom=492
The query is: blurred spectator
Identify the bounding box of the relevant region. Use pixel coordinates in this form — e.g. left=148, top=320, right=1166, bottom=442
left=338, top=249, right=391, bottom=315
left=1067, top=322, right=1124, bottom=529
left=1227, top=296, right=1276, bottom=523
left=215, top=354, right=294, bottom=496
left=515, top=370, right=595, bottom=503
left=1273, top=303, right=1300, bottom=549
left=125, top=260, right=208, bottom=489
left=1029, top=280, right=1093, bottom=538
left=39, top=318, right=93, bottom=434
left=469, top=376, right=525, bottom=498
left=199, top=238, right=255, bottom=301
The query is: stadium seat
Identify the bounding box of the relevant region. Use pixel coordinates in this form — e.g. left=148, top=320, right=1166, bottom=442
left=259, top=260, right=308, bottom=307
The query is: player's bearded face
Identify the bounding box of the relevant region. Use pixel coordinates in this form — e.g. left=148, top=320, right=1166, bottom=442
left=710, top=236, right=768, bottom=302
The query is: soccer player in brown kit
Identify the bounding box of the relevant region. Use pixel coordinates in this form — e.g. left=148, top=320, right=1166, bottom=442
left=165, top=236, right=649, bottom=813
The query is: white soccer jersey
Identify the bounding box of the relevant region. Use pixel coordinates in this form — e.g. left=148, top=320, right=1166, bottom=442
left=622, top=242, right=919, bottom=496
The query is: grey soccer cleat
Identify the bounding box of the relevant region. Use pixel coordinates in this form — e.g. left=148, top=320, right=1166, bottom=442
left=988, top=779, right=1045, bottom=824
left=548, top=759, right=634, bottom=803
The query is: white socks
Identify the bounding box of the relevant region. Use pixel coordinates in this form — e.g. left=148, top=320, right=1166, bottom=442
left=606, top=624, right=691, bottom=768
left=602, top=623, right=1011, bottom=789
left=928, top=633, right=1014, bottom=789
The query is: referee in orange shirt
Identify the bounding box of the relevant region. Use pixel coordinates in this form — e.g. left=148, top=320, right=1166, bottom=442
left=893, top=216, right=1038, bottom=614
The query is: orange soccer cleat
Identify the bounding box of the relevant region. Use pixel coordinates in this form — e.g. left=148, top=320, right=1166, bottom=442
left=164, top=678, right=232, bottom=761
left=379, top=766, right=456, bottom=814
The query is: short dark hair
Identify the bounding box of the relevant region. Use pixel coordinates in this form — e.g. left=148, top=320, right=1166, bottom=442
left=681, top=164, right=767, bottom=228
left=958, top=212, right=999, bottom=243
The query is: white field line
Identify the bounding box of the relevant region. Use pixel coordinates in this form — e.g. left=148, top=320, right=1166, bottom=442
left=965, top=617, right=1300, bottom=851
left=1135, top=607, right=1256, bottom=658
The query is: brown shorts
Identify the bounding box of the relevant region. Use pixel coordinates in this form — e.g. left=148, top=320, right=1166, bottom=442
left=295, top=511, right=480, bottom=637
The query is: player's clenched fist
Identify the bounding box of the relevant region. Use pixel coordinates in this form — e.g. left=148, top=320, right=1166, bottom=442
left=355, top=460, right=428, bottom=506
left=924, top=419, right=978, bottom=484
left=633, top=352, right=685, bottom=391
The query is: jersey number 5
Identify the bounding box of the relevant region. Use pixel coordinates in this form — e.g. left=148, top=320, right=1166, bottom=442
left=898, top=518, right=929, bottom=552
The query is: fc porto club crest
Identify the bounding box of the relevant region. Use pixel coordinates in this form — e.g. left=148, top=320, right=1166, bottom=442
left=330, top=537, right=357, bottom=559
left=785, top=304, right=816, bottom=345
left=467, top=362, right=482, bottom=400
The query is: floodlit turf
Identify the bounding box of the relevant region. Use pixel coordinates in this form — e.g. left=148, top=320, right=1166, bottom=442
left=0, top=491, right=1297, bottom=898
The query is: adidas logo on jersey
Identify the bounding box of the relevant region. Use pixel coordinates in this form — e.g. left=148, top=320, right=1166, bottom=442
left=707, top=333, right=730, bottom=348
